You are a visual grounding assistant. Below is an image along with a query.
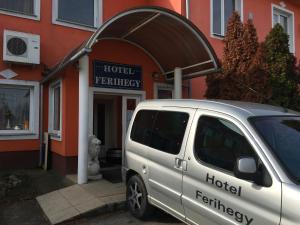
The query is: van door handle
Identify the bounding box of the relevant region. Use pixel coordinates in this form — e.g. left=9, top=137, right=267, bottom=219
left=175, top=158, right=181, bottom=169
left=174, top=158, right=187, bottom=171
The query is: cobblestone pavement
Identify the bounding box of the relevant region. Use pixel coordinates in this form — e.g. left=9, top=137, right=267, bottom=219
left=62, top=210, right=185, bottom=225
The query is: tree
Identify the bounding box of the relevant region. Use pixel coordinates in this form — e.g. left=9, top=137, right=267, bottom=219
left=238, top=19, right=259, bottom=75
left=241, top=43, right=270, bottom=102
left=264, top=24, right=299, bottom=108
left=206, top=13, right=261, bottom=101
left=289, top=61, right=300, bottom=111
left=205, top=14, right=300, bottom=112
left=222, top=12, right=244, bottom=75
left=205, top=72, right=222, bottom=99
left=219, top=12, right=245, bottom=100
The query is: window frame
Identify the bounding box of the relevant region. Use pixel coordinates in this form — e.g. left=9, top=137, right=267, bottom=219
left=193, top=114, right=256, bottom=174
left=272, top=4, right=295, bottom=54
left=48, top=79, right=62, bottom=140
left=249, top=115, right=300, bottom=184
left=0, top=0, right=40, bottom=21
left=210, top=0, right=243, bottom=39
left=0, top=79, right=39, bottom=140
left=52, top=0, right=103, bottom=31
left=153, top=82, right=174, bottom=99
left=130, top=109, right=190, bottom=155
left=150, top=110, right=189, bottom=155
left=193, top=113, right=265, bottom=176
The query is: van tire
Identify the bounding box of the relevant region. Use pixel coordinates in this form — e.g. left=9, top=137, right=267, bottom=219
left=126, top=175, right=153, bottom=219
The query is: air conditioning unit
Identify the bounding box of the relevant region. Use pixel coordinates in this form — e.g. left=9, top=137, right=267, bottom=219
left=3, top=30, right=40, bottom=65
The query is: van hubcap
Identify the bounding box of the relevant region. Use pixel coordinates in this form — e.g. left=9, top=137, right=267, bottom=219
left=128, top=182, right=143, bottom=210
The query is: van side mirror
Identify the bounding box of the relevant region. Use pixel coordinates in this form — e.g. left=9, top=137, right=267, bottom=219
left=234, top=157, right=257, bottom=182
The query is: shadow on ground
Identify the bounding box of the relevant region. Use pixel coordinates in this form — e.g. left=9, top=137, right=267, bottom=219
left=61, top=209, right=184, bottom=225
left=0, top=169, right=72, bottom=225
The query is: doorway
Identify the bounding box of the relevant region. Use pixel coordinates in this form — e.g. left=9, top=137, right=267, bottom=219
left=90, top=89, right=144, bottom=182
left=93, top=94, right=117, bottom=161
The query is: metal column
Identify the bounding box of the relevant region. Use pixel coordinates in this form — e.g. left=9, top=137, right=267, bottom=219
left=78, top=55, right=89, bottom=184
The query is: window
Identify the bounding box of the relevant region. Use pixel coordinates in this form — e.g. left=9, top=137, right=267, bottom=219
left=0, top=80, right=39, bottom=139
left=194, top=116, right=255, bottom=172
left=53, top=0, right=102, bottom=30
left=0, top=0, right=40, bottom=20
left=150, top=111, right=189, bottom=154
left=251, top=116, right=300, bottom=182
left=154, top=83, right=174, bottom=99
left=211, top=0, right=242, bottom=37
left=272, top=5, right=295, bottom=53
left=131, top=110, right=156, bottom=146
left=131, top=110, right=189, bottom=154
left=49, top=80, right=62, bottom=138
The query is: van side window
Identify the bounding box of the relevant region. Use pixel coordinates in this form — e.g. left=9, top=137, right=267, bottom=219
left=150, top=111, right=189, bottom=154
left=194, top=116, right=255, bottom=172
left=131, top=110, right=157, bottom=146
left=131, top=110, right=189, bottom=155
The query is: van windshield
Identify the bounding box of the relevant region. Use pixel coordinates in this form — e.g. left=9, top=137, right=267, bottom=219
left=251, top=116, right=300, bottom=183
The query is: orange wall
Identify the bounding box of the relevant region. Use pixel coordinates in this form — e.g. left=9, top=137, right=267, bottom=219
left=0, top=140, right=40, bottom=152
left=148, top=0, right=184, bottom=14
left=0, top=0, right=154, bottom=153
left=103, top=0, right=148, bottom=21
left=1, top=0, right=300, bottom=154
left=50, top=39, right=161, bottom=157
left=42, top=67, right=79, bottom=157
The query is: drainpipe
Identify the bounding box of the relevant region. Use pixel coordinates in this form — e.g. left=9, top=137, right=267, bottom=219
left=78, top=55, right=89, bottom=184
left=185, top=0, right=190, bottom=19
left=186, top=0, right=192, bottom=98
left=39, top=84, right=44, bottom=167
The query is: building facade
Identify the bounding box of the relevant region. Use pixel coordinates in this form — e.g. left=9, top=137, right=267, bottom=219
left=0, top=0, right=299, bottom=181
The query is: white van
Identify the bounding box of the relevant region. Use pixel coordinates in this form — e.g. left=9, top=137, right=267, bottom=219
left=123, top=99, right=300, bottom=225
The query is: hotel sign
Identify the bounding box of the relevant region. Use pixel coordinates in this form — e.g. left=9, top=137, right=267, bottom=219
left=93, top=61, right=142, bottom=90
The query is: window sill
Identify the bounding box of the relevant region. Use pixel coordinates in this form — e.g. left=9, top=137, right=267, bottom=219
left=211, top=33, right=225, bottom=40
left=0, top=9, right=40, bottom=21
left=0, top=133, right=39, bottom=140
left=52, top=19, right=98, bottom=32
left=49, top=133, right=62, bottom=141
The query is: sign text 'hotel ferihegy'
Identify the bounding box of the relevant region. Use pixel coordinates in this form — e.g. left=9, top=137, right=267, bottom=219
left=93, top=61, right=142, bottom=90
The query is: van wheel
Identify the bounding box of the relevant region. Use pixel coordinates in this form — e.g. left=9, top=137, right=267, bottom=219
left=126, top=175, right=152, bottom=219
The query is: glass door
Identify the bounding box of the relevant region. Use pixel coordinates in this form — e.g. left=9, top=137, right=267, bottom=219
left=122, top=95, right=141, bottom=164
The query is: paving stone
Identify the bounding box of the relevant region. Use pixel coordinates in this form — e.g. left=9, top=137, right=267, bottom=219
left=37, top=191, right=71, bottom=215
left=65, top=174, right=77, bottom=184
left=37, top=181, right=126, bottom=224
left=80, top=180, right=123, bottom=197
left=49, top=206, right=80, bottom=224
left=100, top=193, right=126, bottom=205
left=59, top=185, right=95, bottom=206
left=74, top=198, right=106, bottom=214
left=82, top=181, right=125, bottom=198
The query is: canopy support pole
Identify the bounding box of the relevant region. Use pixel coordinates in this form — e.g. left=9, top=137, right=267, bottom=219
left=174, top=67, right=182, bottom=99
left=78, top=55, right=89, bottom=184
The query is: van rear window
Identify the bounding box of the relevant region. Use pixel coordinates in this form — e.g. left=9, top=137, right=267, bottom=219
left=131, top=110, right=189, bottom=155
left=130, top=110, right=157, bottom=146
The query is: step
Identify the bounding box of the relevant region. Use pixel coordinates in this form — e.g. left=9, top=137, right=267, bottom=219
left=36, top=179, right=126, bottom=224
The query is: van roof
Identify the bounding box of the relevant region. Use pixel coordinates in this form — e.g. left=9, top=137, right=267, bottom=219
left=138, top=99, right=300, bottom=118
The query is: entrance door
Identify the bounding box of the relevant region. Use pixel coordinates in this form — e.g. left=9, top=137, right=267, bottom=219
left=96, top=103, right=106, bottom=148
left=93, top=97, right=115, bottom=160
left=122, top=96, right=141, bottom=153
